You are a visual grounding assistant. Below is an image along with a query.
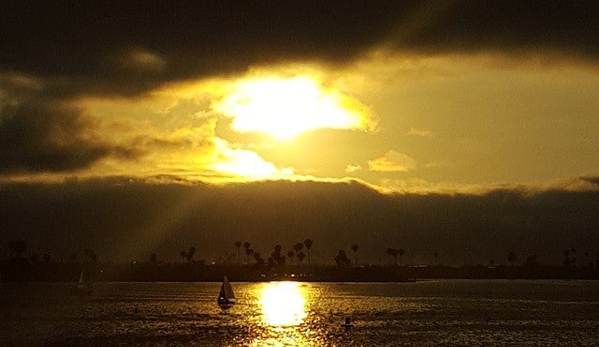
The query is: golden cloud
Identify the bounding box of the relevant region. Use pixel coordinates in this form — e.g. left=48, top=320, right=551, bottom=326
left=369, top=150, right=417, bottom=172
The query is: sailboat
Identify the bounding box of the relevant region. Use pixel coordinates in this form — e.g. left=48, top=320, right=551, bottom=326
left=71, top=267, right=93, bottom=295
left=217, top=275, right=235, bottom=310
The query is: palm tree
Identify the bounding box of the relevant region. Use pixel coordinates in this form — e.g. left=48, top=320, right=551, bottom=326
left=271, top=245, right=284, bottom=266
left=304, top=239, right=313, bottom=265
left=287, top=250, right=295, bottom=267
left=252, top=250, right=261, bottom=263
left=293, top=242, right=304, bottom=253
left=508, top=251, right=517, bottom=267
left=297, top=251, right=306, bottom=264
left=30, top=253, right=40, bottom=264
left=351, top=244, right=360, bottom=266
left=563, top=250, right=571, bottom=269
left=180, top=250, right=187, bottom=262
left=245, top=248, right=254, bottom=265
left=243, top=242, right=251, bottom=264
left=386, top=248, right=398, bottom=266
left=83, top=248, right=98, bottom=263
left=584, top=251, right=591, bottom=267
left=234, top=241, right=242, bottom=265
left=398, top=248, right=405, bottom=266
left=253, top=251, right=262, bottom=264
left=8, top=239, right=27, bottom=258
left=335, top=250, right=350, bottom=267
left=186, top=247, right=196, bottom=262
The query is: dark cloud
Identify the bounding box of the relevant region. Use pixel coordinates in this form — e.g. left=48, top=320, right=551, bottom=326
left=0, top=100, right=133, bottom=173
left=1, top=177, right=597, bottom=264
left=1, top=1, right=597, bottom=174
left=1, top=1, right=597, bottom=97
left=390, top=1, right=599, bottom=58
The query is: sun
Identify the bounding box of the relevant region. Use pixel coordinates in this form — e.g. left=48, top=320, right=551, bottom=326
left=213, top=76, right=372, bottom=140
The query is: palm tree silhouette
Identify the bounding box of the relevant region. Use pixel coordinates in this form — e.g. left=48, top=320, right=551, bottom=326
left=243, top=242, right=251, bottom=264
left=386, top=248, right=398, bottom=266
left=8, top=239, right=27, bottom=258
left=271, top=244, right=285, bottom=265
left=334, top=250, right=350, bottom=267
left=287, top=250, right=295, bottom=267
left=304, top=239, right=313, bottom=266
left=297, top=251, right=306, bottom=264
left=83, top=248, right=98, bottom=263
left=252, top=251, right=262, bottom=263
left=245, top=248, right=254, bottom=265
left=234, top=241, right=242, bottom=265
left=398, top=249, right=405, bottom=266
left=293, top=242, right=304, bottom=254
left=351, top=244, right=360, bottom=266
left=253, top=251, right=262, bottom=265
left=508, top=251, right=517, bottom=267
left=30, top=253, right=40, bottom=264
left=185, top=247, right=196, bottom=262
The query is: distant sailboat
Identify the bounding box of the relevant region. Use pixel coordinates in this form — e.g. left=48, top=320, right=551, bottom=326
left=71, top=267, right=93, bottom=295
left=217, top=275, right=235, bottom=310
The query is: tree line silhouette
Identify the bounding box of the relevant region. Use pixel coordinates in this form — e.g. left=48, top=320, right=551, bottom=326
left=3, top=238, right=599, bottom=282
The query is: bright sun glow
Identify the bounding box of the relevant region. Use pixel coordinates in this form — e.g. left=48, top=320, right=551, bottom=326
left=210, top=148, right=280, bottom=178
left=207, top=138, right=293, bottom=179
left=260, top=282, right=307, bottom=326
left=214, top=76, right=372, bottom=140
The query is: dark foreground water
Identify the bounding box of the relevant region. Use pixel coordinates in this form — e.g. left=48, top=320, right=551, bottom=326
left=1, top=280, right=599, bottom=346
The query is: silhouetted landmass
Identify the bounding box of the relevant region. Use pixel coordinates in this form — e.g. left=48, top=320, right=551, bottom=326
left=3, top=178, right=599, bottom=267
left=1, top=261, right=597, bottom=283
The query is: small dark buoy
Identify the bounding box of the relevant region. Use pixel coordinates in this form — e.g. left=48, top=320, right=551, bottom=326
left=342, top=316, right=354, bottom=328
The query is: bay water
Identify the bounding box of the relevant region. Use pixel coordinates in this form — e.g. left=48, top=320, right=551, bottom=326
left=1, top=280, right=598, bottom=346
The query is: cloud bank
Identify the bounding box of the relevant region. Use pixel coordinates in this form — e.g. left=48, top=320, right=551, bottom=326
left=1, top=177, right=597, bottom=265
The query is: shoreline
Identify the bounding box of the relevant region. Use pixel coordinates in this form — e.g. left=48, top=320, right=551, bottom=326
left=2, top=260, right=597, bottom=282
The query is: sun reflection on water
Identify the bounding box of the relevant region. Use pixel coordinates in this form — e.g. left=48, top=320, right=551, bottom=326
left=246, top=281, right=339, bottom=346
left=260, top=281, right=308, bottom=326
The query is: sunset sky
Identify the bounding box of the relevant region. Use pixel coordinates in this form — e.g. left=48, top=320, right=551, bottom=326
left=1, top=1, right=598, bottom=264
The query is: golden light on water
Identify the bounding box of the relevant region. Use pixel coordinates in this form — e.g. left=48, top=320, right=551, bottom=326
left=259, top=282, right=308, bottom=326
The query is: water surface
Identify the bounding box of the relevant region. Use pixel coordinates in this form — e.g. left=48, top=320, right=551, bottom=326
left=2, top=280, right=599, bottom=346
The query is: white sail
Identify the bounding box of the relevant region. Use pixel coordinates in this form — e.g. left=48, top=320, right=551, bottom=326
left=72, top=267, right=93, bottom=295
left=77, top=269, right=87, bottom=288
left=218, top=275, right=235, bottom=309
left=223, top=276, right=235, bottom=299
